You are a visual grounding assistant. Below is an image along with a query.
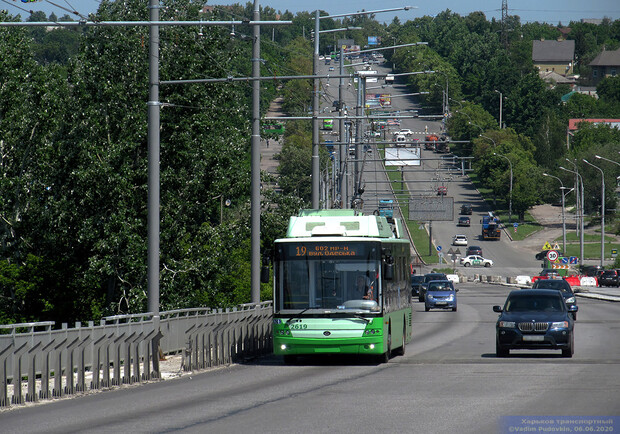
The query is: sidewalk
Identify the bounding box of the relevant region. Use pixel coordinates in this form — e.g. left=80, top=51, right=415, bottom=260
left=260, top=96, right=285, bottom=182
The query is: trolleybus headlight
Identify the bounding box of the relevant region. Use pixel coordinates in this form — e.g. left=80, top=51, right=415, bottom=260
left=280, top=344, right=287, bottom=350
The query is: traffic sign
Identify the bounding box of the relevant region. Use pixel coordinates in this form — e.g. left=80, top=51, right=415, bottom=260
left=546, top=250, right=559, bottom=262
left=542, top=242, right=552, bottom=250
left=561, top=257, right=569, bottom=264
left=569, top=256, right=578, bottom=264
left=513, top=223, right=518, bottom=228
left=553, top=243, right=561, bottom=251
left=437, top=245, right=442, bottom=252
left=612, top=249, right=618, bottom=258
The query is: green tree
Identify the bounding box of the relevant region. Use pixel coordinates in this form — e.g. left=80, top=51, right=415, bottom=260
left=597, top=75, right=620, bottom=102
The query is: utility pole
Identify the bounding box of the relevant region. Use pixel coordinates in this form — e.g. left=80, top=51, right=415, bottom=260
left=339, top=44, right=348, bottom=208
left=312, top=9, right=321, bottom=209
left=147, top=0, right=161, bottom=375
left=250, top=0, right=262, bottom=303
left=501, top=0, right=509, bottom=49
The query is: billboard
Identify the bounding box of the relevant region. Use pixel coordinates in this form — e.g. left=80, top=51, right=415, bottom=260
left=408, top=197, right=454, bottom=221
left=368, top=36, right=380, bottom=46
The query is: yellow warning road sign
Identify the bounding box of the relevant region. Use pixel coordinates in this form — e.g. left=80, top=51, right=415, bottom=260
left=542, top=242, right=552, bottom=251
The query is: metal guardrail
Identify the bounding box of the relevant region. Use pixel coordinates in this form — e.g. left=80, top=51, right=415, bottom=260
left=0, top=301, right=273, bottom=407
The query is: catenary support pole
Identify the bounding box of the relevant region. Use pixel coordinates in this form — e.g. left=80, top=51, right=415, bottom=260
left=251, top=0, right=261, bottom=303
left=147, top=0, right=161, bottom=374
left=339, top=44, right=348, bottom=208
left=312, top=10, right=320, bottom=208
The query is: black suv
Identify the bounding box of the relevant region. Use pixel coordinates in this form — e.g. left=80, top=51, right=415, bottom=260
left=460, top=204, right=472, bottom=215
left=493, top=289, right=577, bottom=358
left=411, top=274, right=425, bottom=296
left=598, top=270, right=620, bottom=287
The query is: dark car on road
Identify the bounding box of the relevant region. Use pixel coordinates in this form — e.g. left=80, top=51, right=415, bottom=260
left=411, top=274, right=425, bottom=297
left=598, top=270, right=620, bottom=287
left=466, top=245, right=482, bottom=256
left=581, top=265, right=603, bottom=277
left=460, top=203, right=472, bottom=215
left=493, top=289, right=577, bottom=358
left=532, top=278, right=578, bottom=319
left=457, top=216, right=471, bottom=227
left=419, top=272, right=448, bottom=302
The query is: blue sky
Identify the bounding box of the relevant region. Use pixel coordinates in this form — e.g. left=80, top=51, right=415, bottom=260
left=4, top=1, right=619, bottom=24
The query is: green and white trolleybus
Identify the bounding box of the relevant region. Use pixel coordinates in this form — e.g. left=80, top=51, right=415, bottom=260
left=270, top=209, right=412, bottom=363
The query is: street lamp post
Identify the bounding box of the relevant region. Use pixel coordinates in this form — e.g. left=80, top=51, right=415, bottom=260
left=596, top=154, right=620, bottom=167
left=494, top=90, right=503, bottom=129
left=493, top=153, right=512, bottom=223
left=560, top=166, right=585, bottom=267
left=583, top=159, right=606, bottom=267
left=543, top=173, right=571, bottom=254
left=565, top=158, right=580, bottom=238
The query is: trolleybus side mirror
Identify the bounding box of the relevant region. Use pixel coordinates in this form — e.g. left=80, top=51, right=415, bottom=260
left=260, top=257, right=270, bottom=283
left=384, top=256, right=394, bottom=280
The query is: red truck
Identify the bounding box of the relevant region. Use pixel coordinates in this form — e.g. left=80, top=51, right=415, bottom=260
left=424, top=134, right=439, bottom=150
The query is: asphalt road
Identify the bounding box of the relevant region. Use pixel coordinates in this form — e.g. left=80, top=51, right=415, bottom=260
left=2, top=283, right=618, bottom=433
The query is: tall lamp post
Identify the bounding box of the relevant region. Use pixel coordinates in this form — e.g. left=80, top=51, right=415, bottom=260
left=493, top=152, right=512, bottom=223
left=596, top=154, right=620, bottom=167
left=543, top=173, right=571, bottom=254
left=583, top=159, right=606, bottom=268
left=494, top=90, right=503, bottom=129
left=560, top=166, right=585, bottom=267
left=565, top=158, right=580, bottom=237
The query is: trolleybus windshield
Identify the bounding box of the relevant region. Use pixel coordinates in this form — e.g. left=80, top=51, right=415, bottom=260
left=275, top=241, right=381, bottom=313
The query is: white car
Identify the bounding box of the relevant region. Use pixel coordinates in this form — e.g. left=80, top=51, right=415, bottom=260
left=460, top=255, right=493, bottom=268
left=397, top=129, right=414, bottom=136
left=452, top=235, right=468, bottom=246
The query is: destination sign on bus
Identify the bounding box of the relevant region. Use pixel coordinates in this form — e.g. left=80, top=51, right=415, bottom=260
left=279, top=242, right=377, bottom=260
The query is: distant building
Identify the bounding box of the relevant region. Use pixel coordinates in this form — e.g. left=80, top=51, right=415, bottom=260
left=568, top=118, right=620, bottom=132
left=532, top=39, right=575, bottom=76
left=581, top=18, right=604, bottom=25
left=588, top=48, right=620, bottom=84
left=566, top=118, right=620, bottom=150
left=539, top=70, right=577, bottom=87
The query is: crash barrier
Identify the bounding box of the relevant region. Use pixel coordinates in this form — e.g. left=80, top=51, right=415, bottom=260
left=181, top=302, right=272, bottom=372
left=0, top=302, right=272, bottom=407
left=460, top=274, right=600, bottom=287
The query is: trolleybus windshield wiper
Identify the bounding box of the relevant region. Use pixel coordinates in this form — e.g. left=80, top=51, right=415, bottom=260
left=353, top=314, right=371, bottom=324
left=286, top=308, right=311, bottom=324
